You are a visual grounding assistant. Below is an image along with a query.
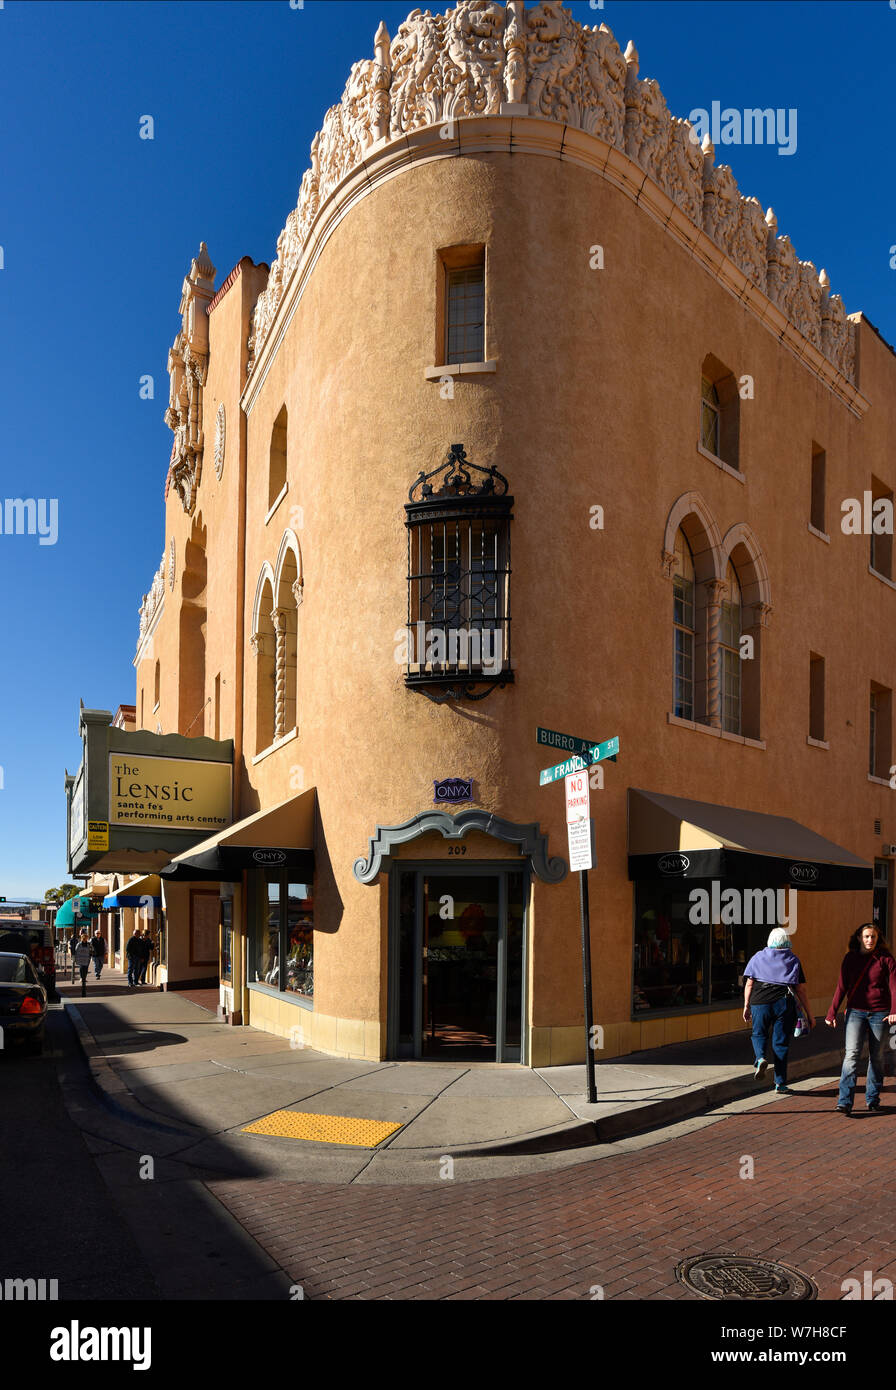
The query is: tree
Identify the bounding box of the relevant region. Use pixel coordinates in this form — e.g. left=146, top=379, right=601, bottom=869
left=44, top=884, right=81, bottom=905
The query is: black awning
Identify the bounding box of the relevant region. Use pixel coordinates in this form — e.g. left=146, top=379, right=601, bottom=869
left=161, top=846, right=314, bottom=880
left=628, top=789, right=873, bottom=892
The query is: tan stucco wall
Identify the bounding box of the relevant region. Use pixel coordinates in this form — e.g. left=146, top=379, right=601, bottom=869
left=138, top=133, right=896, bottom=1060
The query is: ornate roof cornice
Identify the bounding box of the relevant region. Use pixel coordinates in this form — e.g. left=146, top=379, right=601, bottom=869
left=246, top=1, right=856, bottom=389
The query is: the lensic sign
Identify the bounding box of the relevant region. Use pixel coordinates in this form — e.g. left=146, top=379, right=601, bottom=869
left=658, top=853, right=690, bottom=874
left=789, top=862, right=819, bottom=884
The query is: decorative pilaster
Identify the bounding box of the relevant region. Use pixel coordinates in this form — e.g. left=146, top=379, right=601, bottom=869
left=704, top=578, right=725, bottom=728
left=501, top=1, right=528, bottom=114
left=372, top=21, right=392, bottom=143
left=622, top=41, right=640, bottom=160
left=271, top=608, right=288, bottom=741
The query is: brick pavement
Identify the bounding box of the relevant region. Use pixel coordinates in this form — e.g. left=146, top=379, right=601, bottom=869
left=209, top=1081, right=896, bottom=1300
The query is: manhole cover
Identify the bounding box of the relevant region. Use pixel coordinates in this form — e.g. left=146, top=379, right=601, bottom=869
left=676, top=1254, right=817, bottom=1301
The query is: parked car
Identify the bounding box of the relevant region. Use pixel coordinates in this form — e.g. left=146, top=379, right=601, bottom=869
left=0, top=951, right=48, bottom=1053
left=0, top=920, right=57, bottom=1000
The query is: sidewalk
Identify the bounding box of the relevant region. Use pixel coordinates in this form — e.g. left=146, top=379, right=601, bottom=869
left=59, top=969, right=853, bottom=1183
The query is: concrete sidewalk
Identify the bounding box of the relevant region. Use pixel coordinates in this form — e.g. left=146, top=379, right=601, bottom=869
left=56, top=967, right=864, bottom=1184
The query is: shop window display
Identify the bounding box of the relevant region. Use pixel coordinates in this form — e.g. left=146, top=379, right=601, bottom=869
left=254, top=874, right=313, bottom=998
left=632, top=881, right=767, bottom=1015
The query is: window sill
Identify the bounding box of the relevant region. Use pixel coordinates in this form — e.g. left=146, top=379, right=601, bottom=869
left=807, top=736, right=830, bottom=750
left=868, top=565, right=896, bottom=591
left=424, top=361, right=497, bottom=380
left=666, top=712, right=765, bottom=749
left=868, top=773, right=892, bottom=788
left=807, top=523, right=830, bottom=544
left=696, top=441, right=745, bottom=484
left=252, top=727, right=298, bottom=765
left=265, top=483, right=288, bottom=526
left=248, top=980, right=313, bottom=1012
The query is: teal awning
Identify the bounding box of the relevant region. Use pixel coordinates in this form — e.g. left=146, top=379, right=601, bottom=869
left=55, top=895, right=96, bottom=928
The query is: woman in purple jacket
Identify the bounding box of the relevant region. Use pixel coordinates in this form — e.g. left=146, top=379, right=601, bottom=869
left=743, top=928, right=815, bottom=1096
left=825, top=923, right=896, bottom=1115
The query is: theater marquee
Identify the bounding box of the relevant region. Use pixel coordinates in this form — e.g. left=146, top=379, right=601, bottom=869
left=109, top=754, right=232, bottom=830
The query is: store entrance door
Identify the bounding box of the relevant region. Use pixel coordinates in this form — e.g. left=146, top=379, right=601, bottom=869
left=392, top=865, right=527, bottom=1062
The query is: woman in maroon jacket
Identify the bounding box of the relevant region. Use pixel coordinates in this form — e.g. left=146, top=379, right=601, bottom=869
left=825, top=923, right=896, bottom=1114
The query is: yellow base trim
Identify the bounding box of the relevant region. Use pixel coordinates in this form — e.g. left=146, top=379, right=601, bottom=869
left=242, top=1109, right=403, bottom=1147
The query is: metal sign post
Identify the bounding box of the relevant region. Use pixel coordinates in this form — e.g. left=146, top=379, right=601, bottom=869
left=540, top=729, right=619, bottom=1106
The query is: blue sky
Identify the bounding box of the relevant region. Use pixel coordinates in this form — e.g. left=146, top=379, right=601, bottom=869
left=0, top=0, right=893, bottom=897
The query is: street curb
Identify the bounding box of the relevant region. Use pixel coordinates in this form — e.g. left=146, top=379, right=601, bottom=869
left=591, top=1046, right=844, bottom=1142
left=59, top=994, right=846, bottom=1160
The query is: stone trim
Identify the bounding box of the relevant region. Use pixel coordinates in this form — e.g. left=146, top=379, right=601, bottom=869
left=243, top=3, right=863, bottom=411
left=353, top=808, right=567, bottom=884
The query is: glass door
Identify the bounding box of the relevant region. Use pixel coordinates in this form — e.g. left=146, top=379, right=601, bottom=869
left=391, top=865, right=526, bottom=1062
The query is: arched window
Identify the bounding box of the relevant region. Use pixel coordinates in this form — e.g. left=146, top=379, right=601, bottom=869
left=269, top=406, right=287, bottom=512
left=720, top=560, right=742, bottom=734
left=673, top=530, right=696, bottom=720
left=179, top=519, right=207, bottom=736
left=700, top=356, right=740, bottom=470
left=252, top=570, right=276, bottom=754
left=153, top=660, right=160, bottom=710
left=272, top=534, right=302, bottom=741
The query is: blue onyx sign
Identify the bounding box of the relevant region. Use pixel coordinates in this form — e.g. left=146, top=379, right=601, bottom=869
left=434, top=778, right=474, bottom=805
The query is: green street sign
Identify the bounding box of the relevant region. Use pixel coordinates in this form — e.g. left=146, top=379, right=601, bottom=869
left=537, top=726, right=601, bottom=760
left=538, top=736, right=620, bottom=787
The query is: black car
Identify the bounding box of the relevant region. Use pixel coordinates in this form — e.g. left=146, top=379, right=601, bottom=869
left=0, top=951, right=48, bottom=1053
left=0, top=921, right=57, bottom=1000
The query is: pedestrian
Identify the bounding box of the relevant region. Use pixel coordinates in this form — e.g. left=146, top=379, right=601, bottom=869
left=72, top=930, right=93, bottom=998
left=825, top=922, right=896, bottom=1114
left=125, top=925, right=142, bottom=987
left=137, top=926, right=153, bottom=986
left=742, top=927, right=815, bottom=1096
left=91, top=927, right=107, bottom=980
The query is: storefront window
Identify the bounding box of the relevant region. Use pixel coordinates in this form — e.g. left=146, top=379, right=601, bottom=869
left=633, top=881, right=767, bottom=1015
left=253, top=871, right=313, bottom=998
left=285, top=882, right=313, bottom=997
left=221, top=899, right=233, bottom=984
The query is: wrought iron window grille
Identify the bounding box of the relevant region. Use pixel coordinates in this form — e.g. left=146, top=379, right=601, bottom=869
left=405, top=444, right=513, bottom=702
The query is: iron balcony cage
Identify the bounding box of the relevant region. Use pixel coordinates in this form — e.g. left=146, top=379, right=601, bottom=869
left=405, top=444, right=513, bottom=702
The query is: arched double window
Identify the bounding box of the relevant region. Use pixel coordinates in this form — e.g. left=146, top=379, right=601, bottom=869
left=252, top=533, right=303, bottom=754
left=672, top=530, right=696, bottom=721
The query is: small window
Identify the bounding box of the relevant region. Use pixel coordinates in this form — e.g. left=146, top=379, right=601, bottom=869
left=437, top=246, right=485, bottom=366
left=269, top=406, right=288, bottom=511
left=153, top=660, right=160, bottom=709
left=871, top=684, right=892, bottom=779
left=700, top=356, right=740, bottom=470
left=701, top=377, right=720, bottom=456
left=809, top=653, right=825, bottom=741
left=870, top=475, right=893, bottom=580
left=720, top=560, right=742, bottom=734
left=673, top=530, right=695, bottom=720
left=810, top=444, right=826, bottom=532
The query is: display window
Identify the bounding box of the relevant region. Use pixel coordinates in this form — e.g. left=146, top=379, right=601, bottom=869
left=253, top=872, right=313, bottom=999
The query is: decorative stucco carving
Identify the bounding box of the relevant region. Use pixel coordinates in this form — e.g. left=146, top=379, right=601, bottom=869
left=214, top=403, right=226, bottom=480
left=168, top=537, right=176, bottom=591
left=165, top=243, right=215, bottom=514
left=245, top=1, right=856, bottom=386
left=137, top=555, right=166, bottom=651
left=353, top=808, right=568, bottom=884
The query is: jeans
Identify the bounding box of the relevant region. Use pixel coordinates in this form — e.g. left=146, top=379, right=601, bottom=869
left=93, top=958, right=103, bottom=979
left=127, top=957, right=138, bottom=986
left=751, top=997, right=795, bottom=1086
left=78, top=966, right=89, bottom=997
left=837, top=1009, right=887, bottom=1110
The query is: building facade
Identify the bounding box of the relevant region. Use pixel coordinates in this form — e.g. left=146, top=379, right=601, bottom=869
left=115, top=0, right=896, bottom=1065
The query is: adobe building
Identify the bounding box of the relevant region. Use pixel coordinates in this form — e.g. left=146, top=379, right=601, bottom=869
left=70, top=1, right=896, bottom=1066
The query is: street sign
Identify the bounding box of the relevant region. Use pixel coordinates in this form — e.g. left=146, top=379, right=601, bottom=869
left=567, top=818, right=593, bottom=872
left=539, top=736, right=620, bottom=786
left=537, top=726, right=600, bottom=757
left=565, top=770, right=590, bottom=824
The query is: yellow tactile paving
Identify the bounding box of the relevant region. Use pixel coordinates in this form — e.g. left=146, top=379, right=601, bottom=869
left=241, top=1109, right=403, bottom=1147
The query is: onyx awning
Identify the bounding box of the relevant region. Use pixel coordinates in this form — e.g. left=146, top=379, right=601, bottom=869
left=160, top=788, right=315, bottom=882
left=628, top=788, right=872, bottom=892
